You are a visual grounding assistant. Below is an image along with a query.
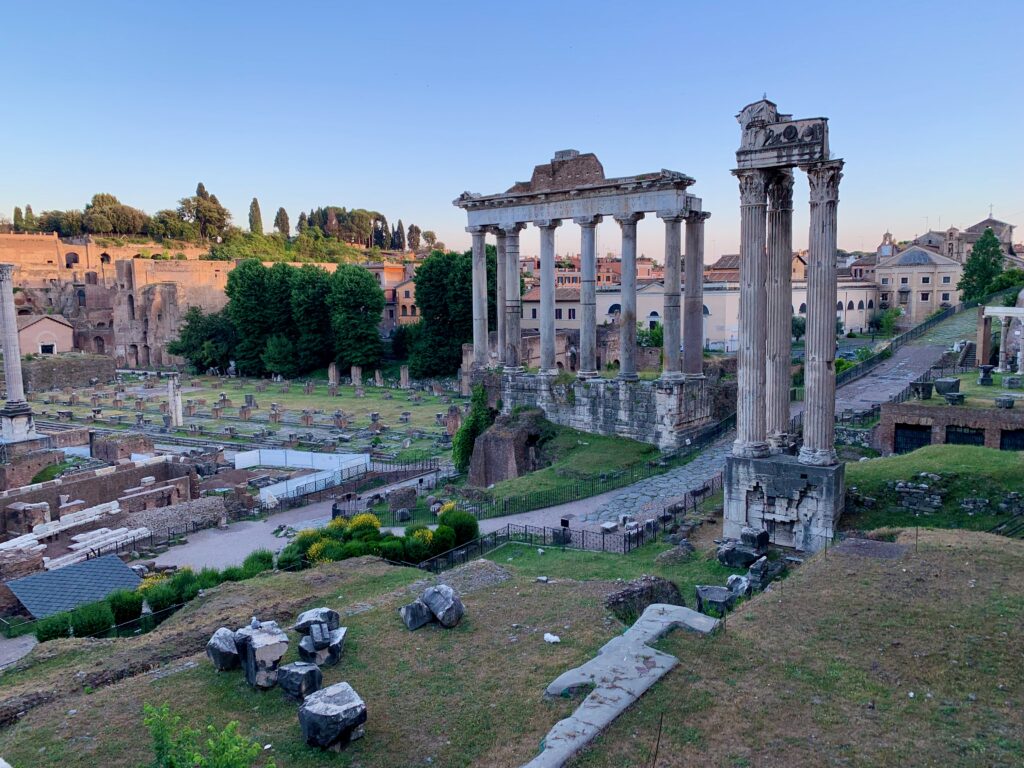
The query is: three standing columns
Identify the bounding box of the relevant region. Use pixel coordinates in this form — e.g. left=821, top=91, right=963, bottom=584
left=536, top=219, right=562, bottom=375
left=658, top=212, right=685, bottom=381
left=615, top=213, right=644, bottom=380
left=799, top=160, right=844, bottom=467
left=733, top=170, right=770, bottom=458
left=683, top=211, right=709, bottom=377
left=502, top=224, right=524, bottom=371
left=766, top=171, right=794, bottom=450
left=575, top=216, right=601, bottom=378
left=467, top=226, right=489, bottom=369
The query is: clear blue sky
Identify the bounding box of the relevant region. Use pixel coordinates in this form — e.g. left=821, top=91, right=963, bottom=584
left=2, top=0, right=1021, bottom=262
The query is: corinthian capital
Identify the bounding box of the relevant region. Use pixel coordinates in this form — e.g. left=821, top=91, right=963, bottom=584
left=804, top=160, right=844, bottom=204
left=0, top=264, right=14, bottom=282
left=767, top=170, right=795, bottom=210
left=733, top=169, right=767, bottom=206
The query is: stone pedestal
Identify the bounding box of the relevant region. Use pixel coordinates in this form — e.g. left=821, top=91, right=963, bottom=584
left=724, top=454, right=844, bottom=554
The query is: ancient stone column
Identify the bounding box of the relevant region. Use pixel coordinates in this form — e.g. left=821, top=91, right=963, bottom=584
left=0, top=264, right=36, bottom=442
left=502, top=224, right=525, bottom=371
left=732, top=170, right=769, bottom=458
left=495, top=229, right=507, bottom=367
left=999, top=316, right=1011, bottom=371
left=615, top=213, right=644, bottom=381
left=467, top=226, right=488, bottom=369
left=658, top=211, right=685, bottom=380
left=537, top=220, right=561, bottom=375
left=799, top=160, right=844, bottom=467
left=575, top=216, right=601, bottom=378
left=683, top=211, right=709, bottom=377
left=766, top=170, right=795, bottom=452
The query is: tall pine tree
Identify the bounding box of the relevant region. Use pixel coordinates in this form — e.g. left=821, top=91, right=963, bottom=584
left=274, top=207, right=290, bottom=237
left=23, top=205, right=36, bottom=232
left=248, top=198, right=263, bottom=234
left=12, top=207, right=23, bottom=232
left=957, top=227, right=1004, bottom=300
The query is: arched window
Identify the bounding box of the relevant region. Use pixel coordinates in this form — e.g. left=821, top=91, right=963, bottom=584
left=127, top=294, right=135, bottom=320
left=868, top=299, right=874, bottom=309
left=847, top=300, right=855, bottom=310
left=607, top=303, right=621, bottom=317
left=837, top=301, right=844, bottom=311
left=76, top=289, right=86, bottom=307
left=100, top=253, right=111, bottom=264
left=702, top=305, right=710, bottom=316
left=858, top=300, right=865, bottom=310
left=93, top=336, right=105, bottom=354
left=799, top=303, right=807, bottom=314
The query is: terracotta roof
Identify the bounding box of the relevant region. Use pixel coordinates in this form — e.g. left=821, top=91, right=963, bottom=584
left=522, top=286, right=580, bottom=302
left=879, top=245, right=959, bottom=268
left=15, top=314, right=72, bottom=331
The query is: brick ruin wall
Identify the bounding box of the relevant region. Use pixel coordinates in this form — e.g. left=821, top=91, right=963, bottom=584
left=500, top=373, right=714, bottom=451
left=91, top=432, right=155, bottom=462
left=877, top=402, right=1024, bottom=453
left=22, top=354, right=118, bottom=393
left=0, top=450, right=65, bottom=491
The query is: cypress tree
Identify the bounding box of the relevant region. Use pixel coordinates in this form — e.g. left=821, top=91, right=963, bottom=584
left=12, top=207, right=23, bottom=232
left=248, top=198, right=263, bottom=234
left=274, top=207, right=290, bottom=237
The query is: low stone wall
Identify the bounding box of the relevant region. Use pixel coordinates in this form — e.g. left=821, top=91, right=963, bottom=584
left=92, top=432, right=154, bottom=462
left=835, top=425, right=876, bottom=449
left=22, top=353, right=117, bottom=393
left=500, top=372, right=714, bottom=451
left=877, top=402, right=1024, bottom=453
left=0, top=549, right=45, bottom=614
left=42, top=427, right=90, bottom=448
left=118, top=495, right=226, bottom=534
left=0, top=450, right=64, bottom=492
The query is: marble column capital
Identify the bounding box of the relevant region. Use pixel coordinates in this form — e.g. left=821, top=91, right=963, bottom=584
left=766, top=169, right=795, bottom=210
left=0, top=264, right=14, bottom=281
left=465, top=225, right=488, bottom=236
left=733, top=168, right=768, bottom=206
left=534, top=219, right=562, bottom=230
left=656, top=210, right=687, bottom=223
left=573, top=215, right=602, bottom=228
left=614, top=212, right=645, bottom=227
left=802, top=160, right=844, bottom=204
left=499, top=223, right=526, bottom=236
left=687, top=210, right=712, bottom=222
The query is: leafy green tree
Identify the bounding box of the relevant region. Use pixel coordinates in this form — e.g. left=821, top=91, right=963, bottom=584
left=297, top=211, right=308, bottom=232
left=225, top=260, right=271, bottom=375
left=12, top=207, right=23, bottom=232
left=636, top=322, right=663, bottom=348
left=167, top=307, right=238, bottom=372
left=407, top=224, right=421, bottom=252
left=984, top=267, right=1024, bottom=297
left=22, top=205, right=36, bottom=231
left=957, top=227, right=1004, bottom=301
left=290, top=265, right=333, bottom=371
left=791, top=315, right=805, bottom=342
left=86, top=193, right=120, bottom=210
left=452, top=385, right=496, bottom=473
left=248, top=198, right=263, bottom=234
left=273, top=207, right=289, bottom=237
left=262, top=334, right=298, bottom=378
left=147, top=209, right=200, bottom=241
left=422, top=230, right=437, bottom=249
left=178, top=182, right=230, bottom=240
left=328, top=264, right=385, bottom=369
left=143, top=703, right=276, bottom=768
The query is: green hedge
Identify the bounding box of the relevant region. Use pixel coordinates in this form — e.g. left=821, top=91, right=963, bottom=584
left=69, top=602, right=114, bottom=637
left=107, top=589, right=144, bottom=625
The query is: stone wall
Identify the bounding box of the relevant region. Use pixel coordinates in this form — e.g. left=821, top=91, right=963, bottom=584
left=500, top=372, right=713, bottom=451
left=92, top=432, right=155, bottom=462
left=0, top=549, right=45, bottom=614
left=877, top=402, right=1024, bottom=453
left=22, top=353, right=117, bottom=393
left=42, top=427, right=90, bottom=448
left=0, top=450, right=64, bottom=491
left=835, top=425, right=876, bottom=449
left=115, top=495, right=226, bottom=534
left=0, top=457, right=196, bottom=533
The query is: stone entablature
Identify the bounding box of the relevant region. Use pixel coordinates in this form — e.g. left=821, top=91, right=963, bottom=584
left=500, top=373, right=712, bottom=451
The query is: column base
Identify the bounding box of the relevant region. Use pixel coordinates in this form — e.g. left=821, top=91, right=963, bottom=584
left=658, top=372, right=685, bottom=384
left=798, top=446, right=838, bottom=466
left=576, top=370, right=599, bottom=380
left=617, top=372, right=639, bottom=382
left=732, top=440, right=770, bottom=459
left=681, top=372, right=706, bottom=381
left=767, top=431, right=790, bottom=454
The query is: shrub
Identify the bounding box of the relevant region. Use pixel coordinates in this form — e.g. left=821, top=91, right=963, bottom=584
left=145, top=583, right=180, bottom=615
left=107, top=589, right=144, bottom=625
left=402, top=535, right=431, bottom=564
left=437, top=508, right=479, bottom=546
left=69, top=601, right=114, bottom=638
left=437, top=501, right=457, bottom=517
left=348, top=513, right=381, bottom=532
left=196, top=567, right=222, bottom=589
left=168, top=569, right=200, bottom=602
left=306, top=539, right=331, bottom=563
left=326, top=516, right=349, bottom=534
left=431, top=525, right=456, bottom=555
left=293, top=528, right=322, bottom=555
left=242, top=548, right=275, bottom=576
left=143, top=703, right=276, bottom=768
left=350, top=526, right=382, bottom=543
left=452, top=385, right=495, bottom=472
left=378, top=538, right=405, bottom=562
left=404, top=523, right=429, bottom=538
left=342, top=541, right=369, bottom=559
left=220, top=566, right=246, bottom=582
left=276, top=542, right=305, bottom=572
left=35, top=612, right=71, bottom=642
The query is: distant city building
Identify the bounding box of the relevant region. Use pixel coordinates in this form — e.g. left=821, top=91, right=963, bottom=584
left=876, top=245, right=962, bottom=324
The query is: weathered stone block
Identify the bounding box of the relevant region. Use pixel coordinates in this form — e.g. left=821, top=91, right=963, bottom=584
left=421, top=584, right=465, bottom=628
left=278, top=661, right=323, bottom=700
left=293, top=606, right=341, bottom=633
left=206, top=627, right=239, bottom=671
left=399, top=599, right=435, bottom=630
left=298, top=682, right=367, bottom=751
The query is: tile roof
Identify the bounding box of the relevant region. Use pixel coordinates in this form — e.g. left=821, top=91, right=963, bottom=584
left=15, top=314, right=73, bottom=331
left=7, top=554, right=142, bottom=618
left=880, top=245, right=959, bottom=268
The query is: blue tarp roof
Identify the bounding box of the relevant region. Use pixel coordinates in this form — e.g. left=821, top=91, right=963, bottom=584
left=7, top=554, right=141, bottom=618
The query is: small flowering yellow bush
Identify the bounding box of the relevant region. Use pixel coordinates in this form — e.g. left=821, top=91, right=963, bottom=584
left=412, top=528, right=433, bottom=546
left=326, top=516, right=349, bottom=533
left=138, top=573, right=168, bottom=593
left=437, top=501, right=457, bottom=517
left=306, top=539, right=331, bottom=563
left=349, top=513, right=381, bottom=531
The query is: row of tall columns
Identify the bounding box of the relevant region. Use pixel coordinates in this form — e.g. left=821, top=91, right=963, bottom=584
left=468, top=212, right=707, bottom=380
left=683, top=212, right=709, bottom=376
left=799, top=162, right=843, bottom=466
left=732, top=162, right=842, bottom=466
left=765, top=171, right=795, bottom=450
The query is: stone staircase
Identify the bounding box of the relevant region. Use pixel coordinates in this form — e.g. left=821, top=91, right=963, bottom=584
left=958, top=341, right=977, bottom=368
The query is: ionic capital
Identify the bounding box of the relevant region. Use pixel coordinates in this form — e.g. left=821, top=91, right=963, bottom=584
left=499, top=223, right=526, bottom=237
left=687, top=210, right=711, bottom=223
left=534, top=219, right=562, bottom=230
left=573, top=215, right=602, bottom=228
left=614, top=212, right=645, bottom=226
left=465, top=225, right=488, bottom=236
left=767, top=169, right=795, bottom=210
left=803, top=160, right=844, bottom=204
left=656, top=210, right=687, bottom=223
left=733, top=169, right=768, bottom=206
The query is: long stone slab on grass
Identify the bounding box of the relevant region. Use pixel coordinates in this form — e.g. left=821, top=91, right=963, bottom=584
left=520, top=603, right=719, bottom=768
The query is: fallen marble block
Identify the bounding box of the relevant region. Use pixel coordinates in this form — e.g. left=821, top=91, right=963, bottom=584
left=421, top=584, right=464, bottom=628
left=309, top=622, right=331, bottom=650
left=695, top=584, right=737, bottom=615
left=399, top=599, right=435, bottom=631
left=299, top=682, right=368, bottom=751
left=205, top=627, right=239, bottom=671
left=523, top=604, right=719, bottom=768
left=278, top=661, right=323, bottom=700
left=293, top=606, right=341, bottom=633
left=234, top=621, right=289, bottom=689
left=298, top=627, right=346, bottom=666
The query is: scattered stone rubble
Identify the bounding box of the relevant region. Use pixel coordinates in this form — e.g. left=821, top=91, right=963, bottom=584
left=604, top=575, right=683, bottom=623
left=234, top=619, right=290, bottom=689
left=400, top=583, right=465, bottom=630
left=716, top=526, right=769, bottom=567
left=298, top=682, right=368, bottom=752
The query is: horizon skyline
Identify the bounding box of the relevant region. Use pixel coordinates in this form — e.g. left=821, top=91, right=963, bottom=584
left=2, top=1, right=1021, bottom=263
